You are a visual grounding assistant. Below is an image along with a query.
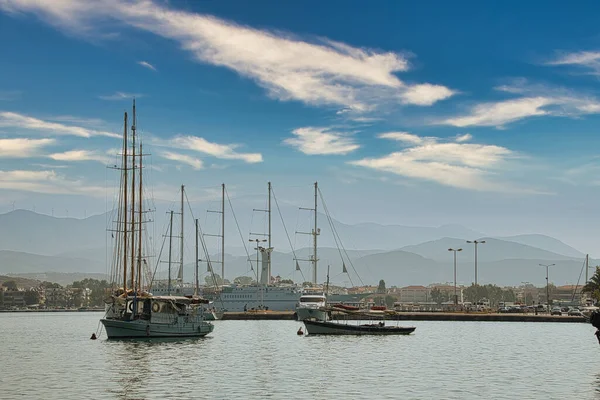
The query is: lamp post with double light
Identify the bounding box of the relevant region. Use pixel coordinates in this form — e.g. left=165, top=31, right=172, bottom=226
left=466, top=240, right=485, bottom=286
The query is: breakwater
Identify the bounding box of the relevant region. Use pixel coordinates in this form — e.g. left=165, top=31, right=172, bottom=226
left=220, top=311, right=587, bottom=323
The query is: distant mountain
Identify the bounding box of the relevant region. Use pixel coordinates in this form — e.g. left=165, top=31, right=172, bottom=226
left=497, top=234, right=586, bottom=259
left=0, top=250, right=104, bottom=274
left=0, top=209, right=592, bottom=287
left=400, top=237, right=576, bottom=263
left=0, top=209, right=107, bottom=256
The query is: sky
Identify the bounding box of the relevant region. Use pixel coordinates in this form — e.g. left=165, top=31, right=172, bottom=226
left=1, top=0, right=600, bottom=254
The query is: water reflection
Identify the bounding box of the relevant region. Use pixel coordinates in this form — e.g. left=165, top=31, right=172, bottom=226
left=102, top=338, right=208, bottom=399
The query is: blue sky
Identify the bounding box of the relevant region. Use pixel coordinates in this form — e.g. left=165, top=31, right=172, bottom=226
left=1, top=0, right=600, bottom=253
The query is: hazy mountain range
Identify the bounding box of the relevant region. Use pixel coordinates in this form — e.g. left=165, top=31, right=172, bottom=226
left=0, top=209, right=593, bottom=287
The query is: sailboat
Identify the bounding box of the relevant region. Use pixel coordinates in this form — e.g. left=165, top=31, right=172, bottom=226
left=205, top=182, right=303, bottom=312
left=295, top=182, right=328, bottom=321
left=100, top=101, right=214, bottom=339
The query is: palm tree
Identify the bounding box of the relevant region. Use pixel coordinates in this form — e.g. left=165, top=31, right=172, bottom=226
left=582, top=267, right=600, bottom=302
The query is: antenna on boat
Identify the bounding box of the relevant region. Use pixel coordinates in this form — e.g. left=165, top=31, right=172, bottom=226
left=326, top=265, right=330, bottom=296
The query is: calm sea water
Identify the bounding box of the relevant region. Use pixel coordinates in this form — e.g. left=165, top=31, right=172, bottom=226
left=1, top=312, right=599, bottom=399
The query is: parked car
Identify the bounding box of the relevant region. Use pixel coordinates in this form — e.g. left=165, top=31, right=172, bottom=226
left=551, top=307, right=562, bottom=316
left=568, top=309, right=584, bottom=316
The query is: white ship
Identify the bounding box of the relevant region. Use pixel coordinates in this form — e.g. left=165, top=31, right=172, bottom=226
left=100, top=101, right=213, bottom=338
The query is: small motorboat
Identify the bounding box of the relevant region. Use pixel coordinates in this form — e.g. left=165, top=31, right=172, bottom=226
left=303, top=319, right=415, bottom=336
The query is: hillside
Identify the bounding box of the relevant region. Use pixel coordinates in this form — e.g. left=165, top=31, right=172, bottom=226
left=400, top=237, right=577, bottom=263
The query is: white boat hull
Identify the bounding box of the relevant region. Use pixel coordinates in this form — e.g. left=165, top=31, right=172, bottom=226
left=296, top=307, right=328, bottom=321
left=101, top=318, right=214, bottom=339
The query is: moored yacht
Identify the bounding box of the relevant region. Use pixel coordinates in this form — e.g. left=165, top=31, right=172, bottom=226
left=296, top=291, right=328, bottom=321
left=100, top=101, right=214, bottom=339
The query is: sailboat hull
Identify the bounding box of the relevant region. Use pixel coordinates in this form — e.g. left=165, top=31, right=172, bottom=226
left=101, top=318, right=214, bottom=339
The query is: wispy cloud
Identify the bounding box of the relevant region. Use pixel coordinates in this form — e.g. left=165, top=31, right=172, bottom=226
left=439, top=81, right=600, bottom=128
left=0, top=138, right=55, bottom=157
left=0, top=169, right=105, bottom=196
left=546, top=51, right=600, bottom=75
left=159, top=135, right=262, bottom=163
left=0, top=0, right=454, bottom=112
left=455, top=133, right=472, bottom=143
left=0, top=90, right=21, bottom=101
left=160, top=151, right=203, bottom=170
left=137, top=60, right=156, bottom=71
left=98, top=91, right=143, bottom=101
left=0, top=111, right=120, bottom=138
left=284, top=127, right=360, bottom=155
left=377, top=131, right=434, bottom=145
left=351, top=132, right=542, bottom=193
left=48, top=150, right=112, bottom=165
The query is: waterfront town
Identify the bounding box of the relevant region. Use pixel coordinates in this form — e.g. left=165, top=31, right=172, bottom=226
left=0, top=275, right=593, bottom=313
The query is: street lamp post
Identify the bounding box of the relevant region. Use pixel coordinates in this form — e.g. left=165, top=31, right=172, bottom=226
left=448, top=248, right=463, bottom=305
left=521, top=281, right=530, bottom=305
left=539, top=263, right=555, bottom=313
left=466, top=240, right=485, bottom=286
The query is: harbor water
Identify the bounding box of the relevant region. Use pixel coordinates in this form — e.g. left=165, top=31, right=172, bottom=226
left=1, top=312, right=599, bottom=399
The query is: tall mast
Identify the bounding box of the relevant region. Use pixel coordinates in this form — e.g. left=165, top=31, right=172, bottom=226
left=195, top=219, right=199, bottom=296
left=313, top=181, right=318, bottom=284
left=137, top=141, right=143, bottom=292
left=268, top=182, right=272, bottom=281
left=180, top=185, right=184, bottom=283
left=586, top=254, right=590, bottom=283
left=122, top=112, right=128, bottom=293
left=168, top=210, right=174, bottom=295
left=221, top=183, right=225, bottom=285
left=130, top=100, right=137, bottom=291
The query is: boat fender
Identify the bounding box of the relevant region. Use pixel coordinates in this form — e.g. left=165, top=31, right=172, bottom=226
left=146, top=325, right=150, bottom=336
left=128, top=302, right=134, bottom=312
left=152, top=303, right=160, bottom=313
left=297, top=327, right=304, bottom=336
left=90, top=333, right=97, bottom=340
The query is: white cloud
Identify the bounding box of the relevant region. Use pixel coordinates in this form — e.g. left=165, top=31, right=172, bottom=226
left=284, top=127, right=360, bottom=155
left=351, top=132, right=541, bottom=193
left=546, top=51, right=600, bottom=75
left=160, top=151, right=203, bottom=170
left=378, top=132, right=429, bottom=145
left=163, top=135, right=262, bottom=163
left=442, top=97, right=552, bottom=127
left=0, top=138, right=55, bottom=157
left=0, top=111, right=120, bottom=138
left=441, top=80, right=600, bottom=128
left=455, top=133, right=472, bottom=142
left=399, top=84, right=455, bottom=106
left=137, top=60, right=156, bottom=71
left=0, top=169, right=105, bottom=196
left=48, top=150, right=112, bottom=165
left=98, top=91, right=143, bottom=101
left=0, top=0, right=454, bottom=112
